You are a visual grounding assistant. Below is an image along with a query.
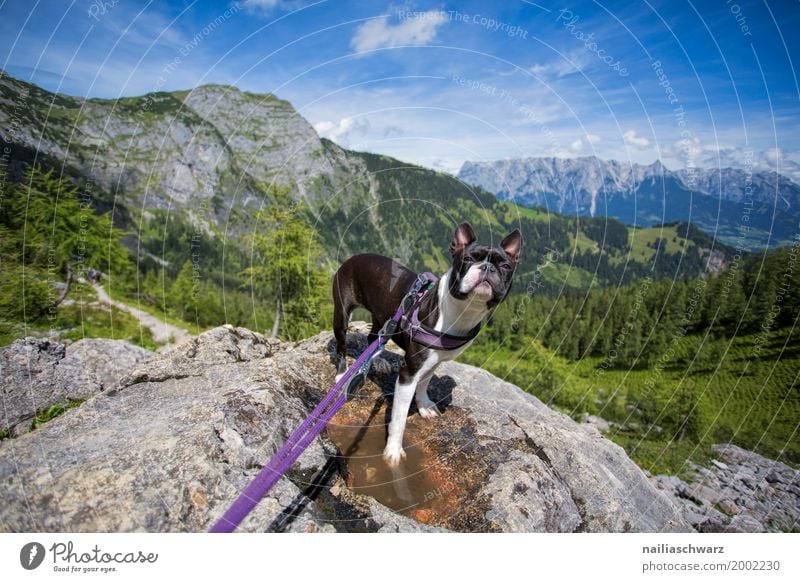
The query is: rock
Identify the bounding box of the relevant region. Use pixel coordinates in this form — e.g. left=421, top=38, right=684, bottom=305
left=580, top=413, right=611, bottom=432
left=650, top=444, right=800, bottom=532
left=1, top=337, right=154, bottom=437
left=717, top=498, right=741, bottom=516
left=0, top=325, right=691, bottom=532
left=728, top=514, right=766, bottom=533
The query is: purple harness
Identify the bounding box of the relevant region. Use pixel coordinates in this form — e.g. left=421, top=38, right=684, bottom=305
left=400, top=272, right=481, bottom=350
left=208, top=272, right=480, bottom=532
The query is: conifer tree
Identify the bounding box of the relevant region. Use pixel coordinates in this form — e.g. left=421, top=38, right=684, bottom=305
left=242, top=187, right=327, bottom=339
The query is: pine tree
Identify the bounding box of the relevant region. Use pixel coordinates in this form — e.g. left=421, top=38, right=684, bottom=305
left=170, top=261, right=199, bottom=322
left=242, top=186, right=327, bottom=339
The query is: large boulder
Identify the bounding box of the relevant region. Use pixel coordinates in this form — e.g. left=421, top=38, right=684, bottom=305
left=1, top=337, right=154, bottom=437
left=0, top=325, right=691, bottom=532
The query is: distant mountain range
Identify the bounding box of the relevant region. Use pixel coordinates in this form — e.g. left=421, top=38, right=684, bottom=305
left=0, top=72, right=734, bottom=293
left=458, top=157, right=800, bottom=250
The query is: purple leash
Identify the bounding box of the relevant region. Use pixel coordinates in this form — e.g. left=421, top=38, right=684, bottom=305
left=209, top=273, right=436, bottom=533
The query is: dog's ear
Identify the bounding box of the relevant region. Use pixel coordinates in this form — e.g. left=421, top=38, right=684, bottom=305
left=450, top=222, right=477, bottom=255
left=501, top=229, right=522, bottom=264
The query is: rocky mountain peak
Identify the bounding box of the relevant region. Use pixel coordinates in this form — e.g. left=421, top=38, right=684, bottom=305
left=458, top=155, right=800, bottom=246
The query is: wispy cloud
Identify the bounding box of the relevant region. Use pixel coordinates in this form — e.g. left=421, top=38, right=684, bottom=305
left=351, top=11, right=447, bottom=53
left=240, top=0, right=282, bottom=10
left=529, top=49, right=593, bottom=79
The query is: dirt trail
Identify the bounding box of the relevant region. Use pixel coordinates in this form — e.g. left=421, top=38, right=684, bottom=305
left=92, top=284, right=191, bottom=352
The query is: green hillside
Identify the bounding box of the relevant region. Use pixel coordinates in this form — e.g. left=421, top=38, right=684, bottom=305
left=311, top=148, right=730, bottom=292
left=462, top=327, right=799, bottom=475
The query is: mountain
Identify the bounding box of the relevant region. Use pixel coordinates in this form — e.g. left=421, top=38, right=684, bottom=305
left=0, top=71, right=731, bottom=307
left=0, top=72, right=343, bottom=232
left=458, top=156, right=800, bottom=250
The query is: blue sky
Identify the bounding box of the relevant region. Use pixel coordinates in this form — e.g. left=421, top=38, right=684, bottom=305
left=1, top=0, right=799, bottom=178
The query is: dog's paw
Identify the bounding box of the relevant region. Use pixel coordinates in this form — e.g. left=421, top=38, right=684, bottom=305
left=382, top=443, right=406, bottom=467
left=416, top=394, right=440, bottom=418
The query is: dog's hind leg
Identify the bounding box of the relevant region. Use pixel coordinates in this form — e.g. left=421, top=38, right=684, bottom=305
left=414, top=370, right=439, bottom=418
left=332, top=279, right=354, bottom=381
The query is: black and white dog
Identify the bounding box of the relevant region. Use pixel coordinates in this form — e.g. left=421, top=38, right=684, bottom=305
left=332, top=222, right=522, bottom=466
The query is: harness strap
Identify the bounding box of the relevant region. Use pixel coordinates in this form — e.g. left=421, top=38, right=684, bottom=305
left=405, top=309, right=481, bottom=350
left=400, top=272, right=482, bottom=350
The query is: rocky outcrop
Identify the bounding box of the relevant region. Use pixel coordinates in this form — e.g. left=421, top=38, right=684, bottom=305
left=1, top=337, right=153, bottom=437
left=651, top=444, right=800, bottom=533
left=0, top=324, right=692, bottom=533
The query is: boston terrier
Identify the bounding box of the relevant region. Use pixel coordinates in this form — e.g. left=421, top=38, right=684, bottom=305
left=332, top=222, right=522, bottom=466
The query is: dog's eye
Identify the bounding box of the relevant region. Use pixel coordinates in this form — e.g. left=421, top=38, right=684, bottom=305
left=500, top=262, right=512, bottom=271
left=463, top=256, right=474, bottom=263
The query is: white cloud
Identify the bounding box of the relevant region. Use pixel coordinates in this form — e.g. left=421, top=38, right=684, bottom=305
left=529, top=50, right=592, bottom=79
left=586, top=133, right=602, bottom=144
left=240, top=0, right=281, bottom=11
left=623, top=129, right=650, bottom=151
left=314, top=116, right=371, bottom=145
left=570, top=139, right=584, bottom=153
left=239, top=0, right=310, bottom=14
left=351, top=11, right=447, bottom=53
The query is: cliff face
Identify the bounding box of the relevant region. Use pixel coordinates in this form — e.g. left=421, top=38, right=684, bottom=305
left=0, top=324, right=693, bottom=533
left=0, top=74, right=326, bottom=229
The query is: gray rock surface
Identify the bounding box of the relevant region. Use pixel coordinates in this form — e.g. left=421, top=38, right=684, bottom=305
left=650, top=444, right=799, bottom=532
left=0, top=324, right=691, bottom=532
left=1, top=337, right=153, bottom=437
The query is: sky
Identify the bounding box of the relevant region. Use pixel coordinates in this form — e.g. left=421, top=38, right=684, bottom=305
left=1, top=0, right=799, bottom=179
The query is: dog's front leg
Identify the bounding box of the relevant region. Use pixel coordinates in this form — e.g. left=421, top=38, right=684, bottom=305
left=383, top=377, right=415, bottom=467
left=383, top=356, right=436, bottom=466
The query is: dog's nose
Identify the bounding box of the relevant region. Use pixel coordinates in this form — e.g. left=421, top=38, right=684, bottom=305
left=479, top=262, right=496, bottom=273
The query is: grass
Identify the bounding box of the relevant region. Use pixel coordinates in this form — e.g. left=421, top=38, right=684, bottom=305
left=605, top=224, right=694, bottom=266
left=53, top=302, right=158, bottom=351
left=504, top=202, right=550, bottom=223
left=0, top=300, right=158, bottom=351
left=573, top=229, right=598, bottom=254
left=32, top=399, right=84, bottom=430
left=539, top=260, right=596, bottom=289
left=0, top=278, right=158, bottom=350
left=461, top=326, right=800, bottom=477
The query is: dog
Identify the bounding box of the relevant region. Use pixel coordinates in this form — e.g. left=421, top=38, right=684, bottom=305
left=332, top=221, right=522, bottom=466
